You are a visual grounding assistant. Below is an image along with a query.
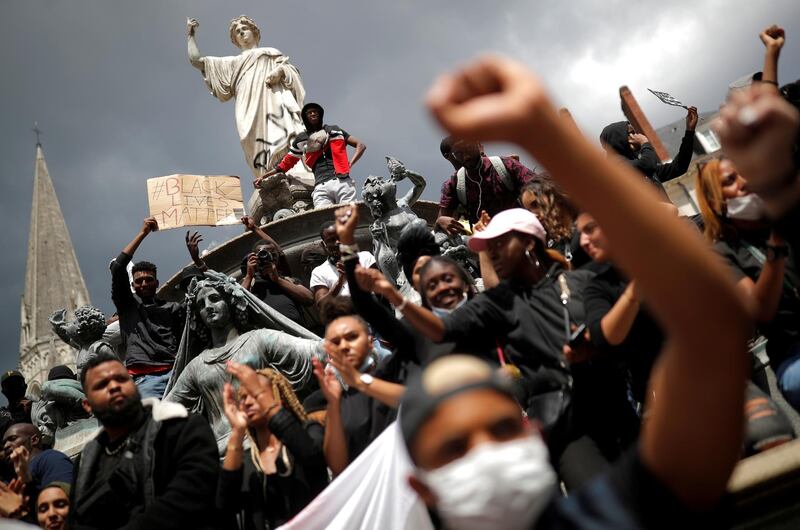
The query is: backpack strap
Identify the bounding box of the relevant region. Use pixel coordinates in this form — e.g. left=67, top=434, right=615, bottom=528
left=489, top=156, right=515, bottom=193
left=456, top=167, right=468, bottom=206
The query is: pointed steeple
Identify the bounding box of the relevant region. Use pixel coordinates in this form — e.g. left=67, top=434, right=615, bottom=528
left=19, top=142, right=90, bottom=392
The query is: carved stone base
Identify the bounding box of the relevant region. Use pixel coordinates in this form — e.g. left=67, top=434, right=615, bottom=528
left=249, top=171, right=315, bottom=224
left=54, top=417, right=100, bottom=458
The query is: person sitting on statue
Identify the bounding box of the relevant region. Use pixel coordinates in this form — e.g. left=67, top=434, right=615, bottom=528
left=72, top=352, right=219, bottom=530
left=3, top=423, right=72, bottom=506
left=309, top=220, right=378, bottom=309
left=217, top=362, right=328, bottom=529
left=436, top=136, right=537, bottom=236
left=256, top=102, right=367, bottom=208
left=110, top=217, right=185, bottom=400
left=31, top=366, right=91, bottom=447
left=164, top=271, right=323, bottom=454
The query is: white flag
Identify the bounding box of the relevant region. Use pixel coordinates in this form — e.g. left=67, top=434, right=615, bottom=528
left=277, top=422, right=434, bottom=530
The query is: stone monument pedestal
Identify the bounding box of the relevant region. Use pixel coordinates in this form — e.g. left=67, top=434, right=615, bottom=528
left=54, top=417, right=100, bottom=458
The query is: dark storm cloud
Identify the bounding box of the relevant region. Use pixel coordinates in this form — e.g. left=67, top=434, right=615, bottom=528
left=0, top=0, right=798, bottom=374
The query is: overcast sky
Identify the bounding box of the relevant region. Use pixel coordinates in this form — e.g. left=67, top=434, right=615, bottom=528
left=1, top=1, right=798, bottom=381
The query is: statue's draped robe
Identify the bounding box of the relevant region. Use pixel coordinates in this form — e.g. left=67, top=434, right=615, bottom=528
left=203, top=47, right=306, bottom=178
left=165, top=329, right=321, bottom=454
left=163, top=270, right=323, bottom=455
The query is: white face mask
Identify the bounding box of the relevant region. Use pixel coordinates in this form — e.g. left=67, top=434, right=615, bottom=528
left=418, top=435, right=557, bottom=530
left=726, top=194, right=766, bottom=221
left=430, top=294, right=468, bottom=318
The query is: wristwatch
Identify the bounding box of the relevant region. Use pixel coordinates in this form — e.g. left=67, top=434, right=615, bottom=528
left=766, top=244, right=789, bottom=261
left=359, top=373, right=374, bottom=387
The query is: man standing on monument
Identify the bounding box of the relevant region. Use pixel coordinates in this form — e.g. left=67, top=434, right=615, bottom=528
left=257, top=102, right=367, bottom=208
left=110, top=218, right=184, bottom=399
left=187, top=16, right=308, bottom=181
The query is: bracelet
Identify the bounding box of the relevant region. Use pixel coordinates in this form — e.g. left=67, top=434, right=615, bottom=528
left=760, top=80, right=779, bottom=86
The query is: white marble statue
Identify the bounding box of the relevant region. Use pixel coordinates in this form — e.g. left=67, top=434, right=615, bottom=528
left=187, top=15, right=309, bottom=182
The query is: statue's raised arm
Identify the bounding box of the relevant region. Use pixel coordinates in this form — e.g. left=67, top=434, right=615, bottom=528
left=387, top=156, right=426, bottom=208
left=186, top=18, right=204, bottom=71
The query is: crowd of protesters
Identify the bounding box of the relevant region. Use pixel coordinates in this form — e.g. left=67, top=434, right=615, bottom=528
left=1, top=22, right=800, bottom=530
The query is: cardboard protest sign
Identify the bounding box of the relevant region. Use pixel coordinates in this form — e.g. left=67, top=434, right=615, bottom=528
left=147, top=174, right=244, bottom=230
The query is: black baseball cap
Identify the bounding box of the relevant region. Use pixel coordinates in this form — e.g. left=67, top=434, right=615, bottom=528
left=399, top=355, right=519, bottom=450
left=1, top=370, right=24, bottom=385
left=48, top=365, right=76, bottom=382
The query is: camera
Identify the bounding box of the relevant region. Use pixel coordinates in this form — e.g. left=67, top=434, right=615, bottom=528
left=256, top=249, right=273, bottom=266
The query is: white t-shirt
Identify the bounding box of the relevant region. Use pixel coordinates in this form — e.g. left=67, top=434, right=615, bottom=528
left=310, top=251, right=376, bottom=298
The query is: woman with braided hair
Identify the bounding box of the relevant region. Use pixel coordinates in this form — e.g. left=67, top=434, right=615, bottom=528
left=218, top=362, right=328, bottom=530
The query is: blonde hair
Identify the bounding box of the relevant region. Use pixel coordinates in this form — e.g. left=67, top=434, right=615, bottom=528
left=694, top=158, right=727, bottom=242
left=243, top=368, right=307, bottom=476
left=229, top=15, right=261, bottom=48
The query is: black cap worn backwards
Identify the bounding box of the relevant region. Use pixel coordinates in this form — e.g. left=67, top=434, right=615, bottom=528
left=399, top=355, right=519, bottom=450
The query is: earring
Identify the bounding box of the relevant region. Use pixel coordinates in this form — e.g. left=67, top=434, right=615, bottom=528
left=525, top=249, right=540, bottom=268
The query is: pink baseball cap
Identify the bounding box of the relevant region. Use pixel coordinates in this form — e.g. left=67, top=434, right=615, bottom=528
left=468, top=208, right=547, bottom=252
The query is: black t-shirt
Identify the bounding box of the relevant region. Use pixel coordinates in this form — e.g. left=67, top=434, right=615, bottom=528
left=441, top=266, right=590, bottom=394
left=111, top=252, right=185, bottom=369
left=714, top=233, right=800, bottom=367
left=538, top=449, right=724, bottom=529
left=250, top=277, right=306, bottom=327
left=583, top=263, right=664, bottom=403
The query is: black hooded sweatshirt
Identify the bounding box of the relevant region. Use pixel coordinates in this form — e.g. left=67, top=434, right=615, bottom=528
left=600, top=121, right=694, bottom=185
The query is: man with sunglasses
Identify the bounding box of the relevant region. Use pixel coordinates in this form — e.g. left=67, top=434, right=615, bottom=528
left=110, top=217, right=185, bottom=399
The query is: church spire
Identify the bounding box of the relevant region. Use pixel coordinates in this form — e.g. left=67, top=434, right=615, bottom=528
left=19, top=139, right=90, bottom=391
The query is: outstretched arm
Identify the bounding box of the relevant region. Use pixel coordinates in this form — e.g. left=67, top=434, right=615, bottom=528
left=426, top=56, right=750, bottom=509
left=242, top=215, right=281, bottom=252
left=185, top=231, right=208, bottom=272
left=187, top=18, right=205, bottom=71
left=122, top=217, right=158, bottom=258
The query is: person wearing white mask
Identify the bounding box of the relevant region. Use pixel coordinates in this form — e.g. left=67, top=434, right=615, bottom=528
left=696, top=157, right=800, bottom=411
left=403, top=54, right=749, bottom=528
